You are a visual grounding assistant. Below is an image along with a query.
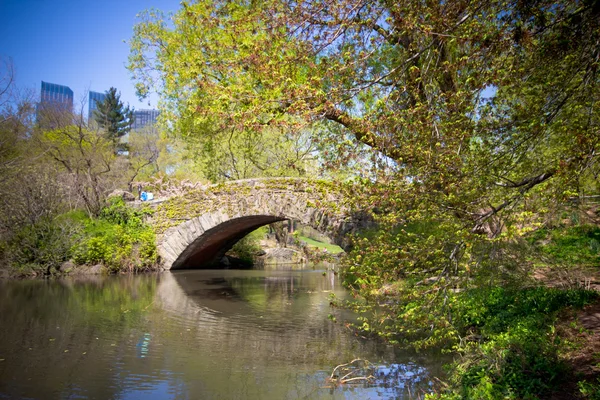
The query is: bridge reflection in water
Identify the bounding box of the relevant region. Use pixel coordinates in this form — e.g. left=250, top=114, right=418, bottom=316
left=153, top=267, right=443, bottom=398
left=0, top=267, right=444, bottom=399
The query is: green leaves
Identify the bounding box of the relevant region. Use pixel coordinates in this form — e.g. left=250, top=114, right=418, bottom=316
left=72, top=198, right=157, bottom=272
left=127, top=3, right=600, bottom=395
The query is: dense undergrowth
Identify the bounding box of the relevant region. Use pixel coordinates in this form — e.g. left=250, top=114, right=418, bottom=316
left=341, top=221, right=600, bottom=399
left=430, top=287, right=598, bottom=399
left=0, top=197, right=158, bottom=276
left=529, top=224, right=600, bottom=267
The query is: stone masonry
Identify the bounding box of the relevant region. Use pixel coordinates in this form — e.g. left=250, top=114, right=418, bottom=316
left=152, top=178, right=367, bottom=269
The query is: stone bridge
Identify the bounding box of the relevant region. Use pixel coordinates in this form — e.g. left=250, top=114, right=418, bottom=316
left=151, top=178, right=368, bottom=270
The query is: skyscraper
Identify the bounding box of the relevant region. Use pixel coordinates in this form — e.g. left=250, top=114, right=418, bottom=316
left=132, top=109, right=160, bottom=130
left=39, top=81, right=73, bottom=112
left=88, top=90, right=107, bottom=121
left=37, top=81, right=74, bottom=125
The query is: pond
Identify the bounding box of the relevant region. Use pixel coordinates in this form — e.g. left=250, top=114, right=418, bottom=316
left=0, top=265, right=445, bottom=399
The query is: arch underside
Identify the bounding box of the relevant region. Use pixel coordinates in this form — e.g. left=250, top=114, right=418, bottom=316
left=170, top=215, right=286, bottom=270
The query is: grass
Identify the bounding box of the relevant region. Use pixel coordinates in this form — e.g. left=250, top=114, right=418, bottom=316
left=296, top=235, right=344, bottom=254
left=529, top=224, right=600, bottom=267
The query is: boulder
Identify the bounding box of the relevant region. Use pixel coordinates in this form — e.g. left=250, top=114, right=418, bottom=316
left=107, top=189, right=136, bottom=202
left=262, top=247, right=306, bottom=265
left=71, top=264, right=105, bottom=275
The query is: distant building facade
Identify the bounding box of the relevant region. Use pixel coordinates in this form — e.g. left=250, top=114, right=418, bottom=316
left=132, top=109, right=159, bottom=130
left=88, top=90, right=107, bottom=121
left=39, top=81, right=73, bottom=111
left=40, top=81, right=74, bottom=109
left=37, top=81, right=74, bottom=125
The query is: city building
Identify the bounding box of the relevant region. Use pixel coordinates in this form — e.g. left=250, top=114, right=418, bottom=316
left=132, top=109, right=160, bottom=130
left=39, top=81, right=73, bottom=111
left=37, top=81, right=74, bottom=125
left=88, top=90, right=107, bottom=121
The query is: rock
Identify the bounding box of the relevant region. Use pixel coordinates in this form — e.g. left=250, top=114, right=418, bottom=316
left=262, top=247, right=306, bottom=264
left=61, top=260, right=76, bottom=273
left=107, top=189, right=136, bottom=202
left=87, top=264, right=105, bottom=274
left=72, top=264, right=105, bottom=275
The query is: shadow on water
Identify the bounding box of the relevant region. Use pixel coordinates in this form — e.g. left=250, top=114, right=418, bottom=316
left=0, top=266, right=448, bottom=399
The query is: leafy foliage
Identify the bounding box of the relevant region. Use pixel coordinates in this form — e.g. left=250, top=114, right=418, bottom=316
left=128, top=1, right=600, bottom=397
left=1, top=216, right=81, bottom=276
left=34, top=118, right=119, bottom=216
left=428, top=287, right=598, bottom=399
left=578, top=378, right=600, bottom=400
left=529, top=225, right=600, bottom=266
left=73, top=197, right=157, bottom=272
left=1, top=198, right=158, bottom=275
left=128, top=0, right=600, bottom=283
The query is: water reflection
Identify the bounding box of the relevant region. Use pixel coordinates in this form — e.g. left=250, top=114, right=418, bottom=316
left=0, top=266, right=445, bottom=399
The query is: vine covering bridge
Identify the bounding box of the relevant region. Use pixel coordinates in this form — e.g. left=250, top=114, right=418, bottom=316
left=150, top=178, right=369, bottom=270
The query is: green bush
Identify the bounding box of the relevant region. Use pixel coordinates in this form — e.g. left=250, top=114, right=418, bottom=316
left=2, top=216, right=82, bottom=275
left=0, top=198, right=158, bottom=274
left=430, top=287, right=599, bottom=399
left=99, top=196, right=151, bottom=227
left=72, top=197, right=157, bottom=272
left=579, top=378, right=600, bottom=399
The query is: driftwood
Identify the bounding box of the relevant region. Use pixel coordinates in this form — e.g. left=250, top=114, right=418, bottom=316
left=324, top=359, right=375, bottom=387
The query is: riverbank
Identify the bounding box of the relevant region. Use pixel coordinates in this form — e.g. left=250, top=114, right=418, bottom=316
left=336, top=220, right=600, bottom=400
left=0, top=197, right=159, bottom=279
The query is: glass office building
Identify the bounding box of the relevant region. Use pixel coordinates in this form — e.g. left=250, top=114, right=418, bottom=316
left=40, top=81, right=74, bottom=112
left=132, top=109, right=160, bottom=130
left=88, top=91, right=107, bottom=121
left=37, top=81, right=74, bottom=126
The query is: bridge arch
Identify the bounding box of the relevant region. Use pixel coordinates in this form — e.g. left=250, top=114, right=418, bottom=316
left=153, top=178, right=358, bottom=270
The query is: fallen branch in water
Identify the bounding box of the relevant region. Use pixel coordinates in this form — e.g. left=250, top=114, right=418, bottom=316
left=326, top=358, right=375, bottom=387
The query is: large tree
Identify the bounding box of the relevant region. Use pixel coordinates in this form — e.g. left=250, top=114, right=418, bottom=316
left=129, top=0, right=599, bottom=210
left=93, top=87, right=134, bottom=145
left=128, top=0, right=600, bottom=345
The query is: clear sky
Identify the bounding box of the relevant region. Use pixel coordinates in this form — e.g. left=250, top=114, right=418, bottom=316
left=0, top=0, right=181, bottom=110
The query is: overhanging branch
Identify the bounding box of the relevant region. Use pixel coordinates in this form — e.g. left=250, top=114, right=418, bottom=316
left=323, top=104, right=405, bottom=162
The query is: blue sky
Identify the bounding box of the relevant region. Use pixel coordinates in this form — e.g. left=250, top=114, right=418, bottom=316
left=0, top=0, right=181, bottom=110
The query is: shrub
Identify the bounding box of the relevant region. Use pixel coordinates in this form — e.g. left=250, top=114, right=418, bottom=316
left=3, top=217, right=81, bottom=275
left=530, top=225, right=600, bottom=266
left=429, top=287, right=599, bottom=399
left=72, top=197, right=157, bottom=272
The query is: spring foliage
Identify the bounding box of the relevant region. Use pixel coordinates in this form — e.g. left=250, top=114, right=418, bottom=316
left=128, top=1, right=600, bottom=396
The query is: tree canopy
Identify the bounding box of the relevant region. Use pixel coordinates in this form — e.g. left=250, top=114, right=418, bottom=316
left=129, top=0, right=599, bottom=210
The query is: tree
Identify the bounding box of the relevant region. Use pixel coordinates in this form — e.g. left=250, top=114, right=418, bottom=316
left=126, top=124, right=161, bottom=183
left=0, top=59, right=64, bottom=231
left=129, top=0, right=599, bottom=208
left=93, top=87, right=134, bottom=145
left=186, top=125, right=319, bottom=182
left=36, top=123, right=117, bottom=217
left=128, top=0, right=600, bottom=347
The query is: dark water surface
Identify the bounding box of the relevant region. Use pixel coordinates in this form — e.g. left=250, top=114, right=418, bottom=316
left=0, top=266, right=444, bottom=399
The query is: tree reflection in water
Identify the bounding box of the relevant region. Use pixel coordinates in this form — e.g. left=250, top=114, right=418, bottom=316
left=0, top=267, right=445, bottom=399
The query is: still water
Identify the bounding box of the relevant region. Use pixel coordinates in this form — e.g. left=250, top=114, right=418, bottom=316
left=0, top=266, right=444, bottom=399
